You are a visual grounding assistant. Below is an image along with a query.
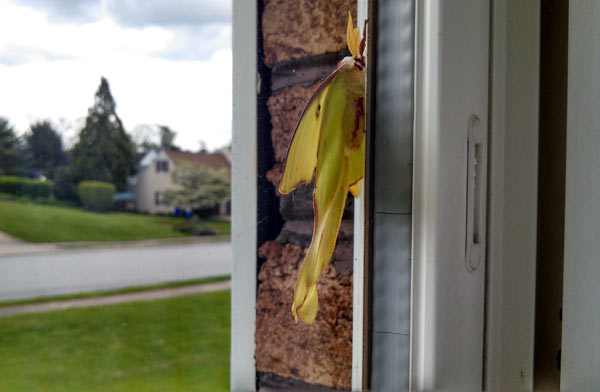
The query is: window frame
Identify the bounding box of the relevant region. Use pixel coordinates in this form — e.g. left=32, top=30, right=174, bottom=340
left=156, top=160, right=169, bottom=173
left=230, top=1, right=257, bottom=390
left=231, top=1, right=542, bottom=391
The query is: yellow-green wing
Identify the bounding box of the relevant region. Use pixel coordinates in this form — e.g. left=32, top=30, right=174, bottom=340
left=345, top=96, right=366, bottom=198
left=292, top=70, right=365, bottom=324
left=279, top=65, right=346, bottom=195
left=347, top=139, right=365, bottom=198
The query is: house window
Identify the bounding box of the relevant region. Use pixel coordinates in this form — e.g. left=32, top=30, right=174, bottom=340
left=156, top=160, right=169, bottom=173
left=155, top=191, right=166, bottom=206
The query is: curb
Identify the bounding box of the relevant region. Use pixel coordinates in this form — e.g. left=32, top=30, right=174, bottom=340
left=55, top=235, right=231, bottom=250
left=0, top=235, right=230, bottom=257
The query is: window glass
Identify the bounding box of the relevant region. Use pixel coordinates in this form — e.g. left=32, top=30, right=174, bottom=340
left=156, top=160, right=169, bottom=173
left=0, top=1, right=232, bottom=390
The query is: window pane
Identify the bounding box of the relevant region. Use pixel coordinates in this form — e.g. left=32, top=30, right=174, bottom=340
left=0, top=1, right=232, bottom=390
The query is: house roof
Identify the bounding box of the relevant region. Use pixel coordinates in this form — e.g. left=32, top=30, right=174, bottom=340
left=165, top=149, right=230, bottom=172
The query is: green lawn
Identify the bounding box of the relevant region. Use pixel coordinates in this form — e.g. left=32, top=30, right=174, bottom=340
left=0, top=290, right=231, bottom=392
left=0, top=200, right=230, bottom=242
left=203, top=219, right=231, bottom=236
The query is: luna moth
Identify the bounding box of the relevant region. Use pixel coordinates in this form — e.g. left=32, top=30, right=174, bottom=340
left=279, top=13, right=367, bottom=325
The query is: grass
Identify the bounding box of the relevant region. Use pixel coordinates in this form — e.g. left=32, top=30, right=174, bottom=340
left=0, top=290, right=231, bottom=391
left=0, top=275, right=231, bottom=308
left=202, top=219, right=230, bottom=236
left=0, top=200, right=230, bottom=243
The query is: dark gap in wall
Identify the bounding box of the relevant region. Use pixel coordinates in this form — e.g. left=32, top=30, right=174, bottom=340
left=534, top=0, right=568, bottom=389
left=258, top=371, right=344, bottom=392
left=256, top=0, right=284, bottom=284
left=364, top=0, right=378, bottom=389
left=270, top=49, right=349, bottom=93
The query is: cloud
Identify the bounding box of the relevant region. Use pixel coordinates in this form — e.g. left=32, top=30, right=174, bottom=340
left=7, top=0, right=231, bottom=61
left=105, top=0, right=231, bottom=28
left=0, top=0, right=232, bottom=150
left=15, top=0, right=102, bottom=23
left=0, top=48, right=232, bottom=151
left=12, top=0, right=231, bottom=28
left=154, top=24, right=231, bottom=61
left=0, top=44, right=73, bottom=66
left=0, top=2, right=175, bottom=66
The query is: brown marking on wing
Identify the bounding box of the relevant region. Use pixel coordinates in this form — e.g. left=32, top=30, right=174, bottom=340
left=347, top=97, right=365, bottom=150
left=360, top=19, right=368, bottom=57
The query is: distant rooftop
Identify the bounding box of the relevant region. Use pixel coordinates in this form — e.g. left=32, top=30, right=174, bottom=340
left=165, top=149, right=230, bottom=172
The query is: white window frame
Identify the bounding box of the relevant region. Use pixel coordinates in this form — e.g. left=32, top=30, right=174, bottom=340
left=231, top=1, right=257, bottom=391
left=410, top=0, right=540, bottom=390
left=411, top=0, right=491, bottom=389
left=486, top=1, right=540, bottom=390
left=352, top=5, right=368, bottom=392
left=561, top=2, right=600, bottom=389
left=231, top=1, right=541, bottom=391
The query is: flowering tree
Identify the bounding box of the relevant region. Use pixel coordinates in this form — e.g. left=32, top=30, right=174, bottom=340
left=163, top=164, right=230, bottom=211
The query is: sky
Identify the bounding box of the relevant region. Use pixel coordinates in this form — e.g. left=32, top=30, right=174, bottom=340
left=0, top=0, right=232, bottom=152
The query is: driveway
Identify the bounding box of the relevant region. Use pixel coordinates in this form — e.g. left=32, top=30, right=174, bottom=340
left=0, top=241, right=232, bottom=301
left=0, top=231, right=57, bottom=256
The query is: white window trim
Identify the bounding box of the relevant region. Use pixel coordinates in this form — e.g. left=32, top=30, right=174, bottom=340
left=410, top=0, right=440, bottom=387
left=231, top=2, right=540, bottom=391
left=352, top=5, right=368, bottom=392
left=231, top=1, right=257, bottom=391
left=561, top=3, right=600, bottom=388
left=411, top=1, right=540, bottom=390
left=411, top=0, right=491, bottom=389
left=486, top=1, right=540, bottom=390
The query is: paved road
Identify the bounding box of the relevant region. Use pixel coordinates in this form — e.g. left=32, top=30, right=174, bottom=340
left=0, top=242, right=231, bottom=301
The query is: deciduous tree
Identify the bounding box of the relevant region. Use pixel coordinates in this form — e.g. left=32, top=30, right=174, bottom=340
left=163, top=164, right=230, bottom=213
left=159, top=125, right=179, bottom=150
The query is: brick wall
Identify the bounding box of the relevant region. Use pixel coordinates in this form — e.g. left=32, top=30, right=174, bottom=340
left=255, top=1, right=357, bottom=390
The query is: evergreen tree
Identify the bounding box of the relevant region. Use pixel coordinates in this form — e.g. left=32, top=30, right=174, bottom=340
left=71, top=77, right=136, bottom=190
left=23, top=120, right=65, bottom=179
left=0, top=117, right=22, bottom=175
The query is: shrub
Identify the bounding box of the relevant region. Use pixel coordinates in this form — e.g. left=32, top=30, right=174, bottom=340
left=174, top=216, right=216, bottom=236
left=0, top=176, right=52, bottom=198
left=53, top=166, right=78, bottom=202
left=77, top=181, right=116, bottom=212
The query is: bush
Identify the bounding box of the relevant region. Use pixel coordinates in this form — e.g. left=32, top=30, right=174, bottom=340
left=77, top=181, right=116, bottom=212
left=174, top=216, right=216, bottom=236
left=53, top=166, right=78, bottom=202
left=0, top=176, right=52, bottom=198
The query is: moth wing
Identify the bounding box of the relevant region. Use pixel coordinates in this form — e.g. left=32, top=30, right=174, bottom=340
left=348, top=180, right=361, bottom=198
left=345, top=115, right=365, bottom=198
left=292, top=72, right=351, bottom=324
left=279, top=65, right=345, bottom=194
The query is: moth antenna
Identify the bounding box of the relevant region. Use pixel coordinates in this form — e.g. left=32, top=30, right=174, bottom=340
left=359, top=19, right=368, bottom=57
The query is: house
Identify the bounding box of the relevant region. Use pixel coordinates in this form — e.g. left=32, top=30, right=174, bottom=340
left=133, top=148, right=230, bottom=215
